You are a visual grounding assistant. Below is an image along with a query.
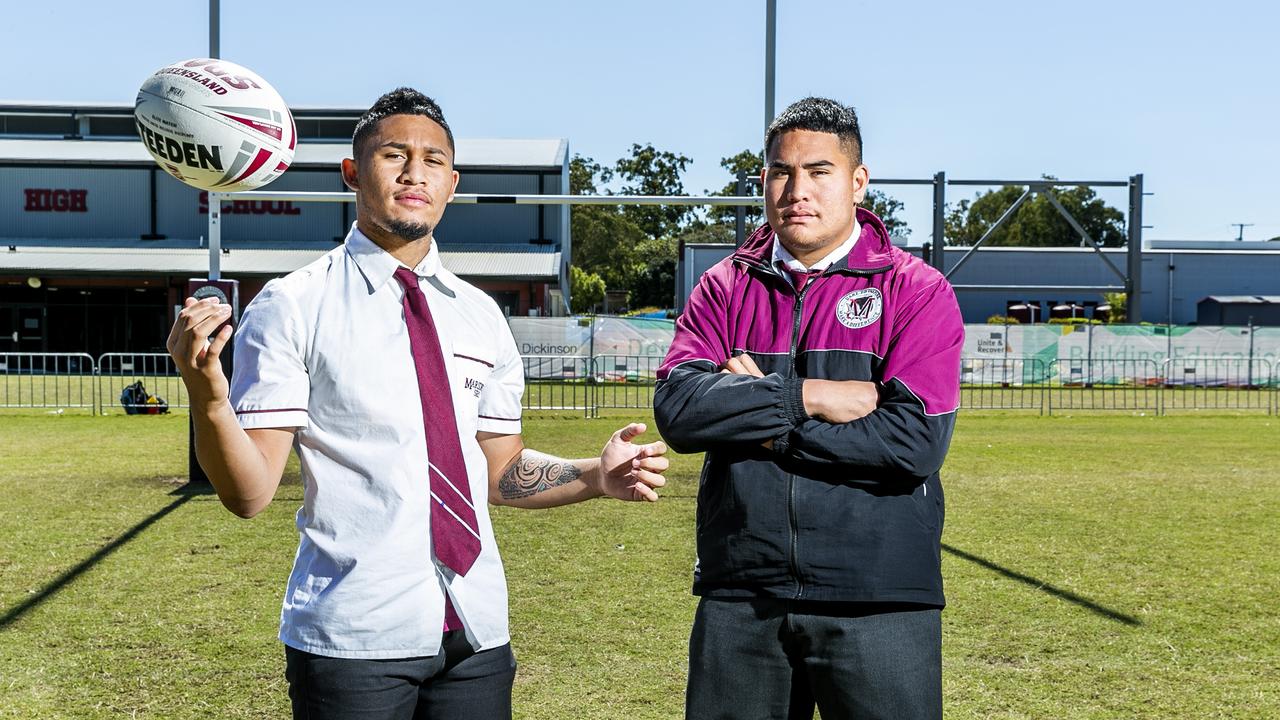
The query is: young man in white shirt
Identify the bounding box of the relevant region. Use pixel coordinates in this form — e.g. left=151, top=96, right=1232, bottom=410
left=168, top=87, right=669, bottom=720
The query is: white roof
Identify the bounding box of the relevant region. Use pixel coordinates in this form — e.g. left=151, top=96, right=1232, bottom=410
left=0, top=137, right=566, bottom=170
left=0, top=245, right=560, bottom=280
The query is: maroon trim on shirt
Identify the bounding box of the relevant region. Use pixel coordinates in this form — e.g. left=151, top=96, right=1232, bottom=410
left=478, top=414, right=520, bottom=422
left=235, top=407, right=309, bottom=415
left=453, top=353, right=495, bottom=368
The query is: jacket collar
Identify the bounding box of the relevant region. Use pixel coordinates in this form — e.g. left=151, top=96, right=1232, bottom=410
left=734, top=207, right=894, bottom=274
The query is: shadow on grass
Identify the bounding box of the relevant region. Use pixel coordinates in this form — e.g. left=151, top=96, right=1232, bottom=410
left=942, top=543, right=1141, bottom=626
left=0, top=483, right=215, bottom=631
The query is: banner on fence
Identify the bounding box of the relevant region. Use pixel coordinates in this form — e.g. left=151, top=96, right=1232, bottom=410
left=508, top=317, right=675, bottom=359
left=962, top=324, right=1280, bottom=386
left=963, top=324, right=1280, bottom=362
left=508, top=320, right=1280, bottom=385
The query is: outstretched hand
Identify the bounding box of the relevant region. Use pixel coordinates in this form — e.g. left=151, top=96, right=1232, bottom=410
left=597, top=423, right=669, bottom=502
left=166, top=296, right=234, bottom=405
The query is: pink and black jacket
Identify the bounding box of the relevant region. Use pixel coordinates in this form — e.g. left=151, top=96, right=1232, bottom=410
left=654, top=208, right=964, bottom=606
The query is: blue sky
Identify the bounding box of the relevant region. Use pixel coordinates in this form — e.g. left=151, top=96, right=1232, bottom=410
left=3, top=0, right=1277, bottom=243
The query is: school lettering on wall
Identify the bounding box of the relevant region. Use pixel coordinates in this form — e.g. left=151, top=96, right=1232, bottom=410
left=24, top=188, right=88, bottom=212
left=198, top=191, right=300, bottom=216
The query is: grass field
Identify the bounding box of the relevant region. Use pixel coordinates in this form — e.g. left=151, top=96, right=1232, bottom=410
left=1, top=411, right=1277, bottom=718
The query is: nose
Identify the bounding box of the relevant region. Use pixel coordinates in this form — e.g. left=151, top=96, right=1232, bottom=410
left=782, top=172, right=811, bottom=204
left=398, top=156, right=427, bottom=185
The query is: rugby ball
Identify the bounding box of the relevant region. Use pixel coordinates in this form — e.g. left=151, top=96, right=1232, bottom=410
left=134, top=58, right=296, bottom=192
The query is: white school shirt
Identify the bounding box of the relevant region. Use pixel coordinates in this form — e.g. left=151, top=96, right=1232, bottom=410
left=230, top=224, right=524, bottom=659
left=771, top=219, right=860, bottom=286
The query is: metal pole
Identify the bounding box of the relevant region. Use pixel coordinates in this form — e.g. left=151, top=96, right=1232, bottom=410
left=208, top=191, right=222, bottom=281
left=209, top=0, right=220, bottom=58
left=1248, top=318, right=1255, bottom=387
left=735, top=170, right=747, bottom=247
left=932, top=171, right=946, bottom=272
left=765, top=0, right=776, bottom=132
left=1167, top=255, right=1175, bottom=366
left=1127, top=174, right=1144, bottom=323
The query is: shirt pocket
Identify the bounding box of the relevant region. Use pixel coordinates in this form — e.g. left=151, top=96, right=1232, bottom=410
left=449, top=343, right=497, bottom=422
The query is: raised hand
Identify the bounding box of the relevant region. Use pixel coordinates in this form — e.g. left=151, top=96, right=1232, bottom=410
left=597, top=423, right=669, bottom=502
left=166, top=296, right=234, bottom=406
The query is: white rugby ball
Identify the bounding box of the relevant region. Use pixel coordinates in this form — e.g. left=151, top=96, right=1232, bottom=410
left=134, top=58, right=296, bottom=192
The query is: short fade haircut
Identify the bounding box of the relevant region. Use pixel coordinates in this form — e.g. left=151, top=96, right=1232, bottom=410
left=765, top=97, right=863, bottom=166
left=352, top=87, right=455, bottom=160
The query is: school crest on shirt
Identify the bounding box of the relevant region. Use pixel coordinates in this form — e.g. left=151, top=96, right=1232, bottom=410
left=464, top=378, right=484, bottom=397
left=836, top=288, right=883, bottom=329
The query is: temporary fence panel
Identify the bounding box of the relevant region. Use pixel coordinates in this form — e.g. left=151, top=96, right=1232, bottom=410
left=960, top=357, right=1049, bottom=413
left=1160, top=357, right=1274, bottom=414
left=0, top=353, right=97, bottom=412
left=521, top=355, right=593, bottom=416
left=97, top=353, right=186, bottom=414
left=591, top=355, right=662, bottom=411
left=1047, top=358, right=1161, bottom=414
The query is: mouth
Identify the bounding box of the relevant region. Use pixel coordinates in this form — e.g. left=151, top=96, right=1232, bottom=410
left=394, top=193, right=430, bottom=207
left=781, top=210, right=817, bottom=223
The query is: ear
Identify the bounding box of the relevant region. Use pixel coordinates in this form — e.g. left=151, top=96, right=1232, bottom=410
left=340, top=158, right=359, bottom=191
left=446, top=169, right=460, bottom=203
left=851, top=164, right=870, bottom=205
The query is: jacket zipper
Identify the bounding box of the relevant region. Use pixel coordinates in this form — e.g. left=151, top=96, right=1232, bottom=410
left=737, top=256, right=893, bottom=599
left=788, top=279, right=808, bottom=599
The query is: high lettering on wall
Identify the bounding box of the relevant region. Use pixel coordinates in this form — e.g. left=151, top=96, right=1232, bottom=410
left=23, top=189, right=88, bottom=212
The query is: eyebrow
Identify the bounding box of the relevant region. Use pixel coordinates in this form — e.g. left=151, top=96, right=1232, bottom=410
left=379, top=141, right=450, bottom=157
left=768, top=160, right=836, bottom=170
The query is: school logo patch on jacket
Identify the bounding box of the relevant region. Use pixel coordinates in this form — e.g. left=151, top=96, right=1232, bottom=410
left=836, top=288, right=883, bottom=329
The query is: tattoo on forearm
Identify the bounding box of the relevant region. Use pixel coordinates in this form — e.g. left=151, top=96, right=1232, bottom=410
left=499, top=450, right=582, bottom=500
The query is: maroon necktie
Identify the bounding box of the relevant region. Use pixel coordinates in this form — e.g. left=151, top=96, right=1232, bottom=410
left=785, top=267, right=821, bottom=293
left=394, top=267, right=482, bottom=578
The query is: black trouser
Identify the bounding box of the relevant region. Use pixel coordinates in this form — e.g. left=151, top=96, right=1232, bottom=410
left=686, top=597, right=942, bottom=720
left=284, top=631, right=516, bottom=720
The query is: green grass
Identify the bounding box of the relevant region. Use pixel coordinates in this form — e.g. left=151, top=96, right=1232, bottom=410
left=0, top=412, right=1277, bottom=718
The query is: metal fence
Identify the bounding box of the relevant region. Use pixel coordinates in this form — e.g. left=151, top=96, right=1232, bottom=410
left=97, top=353, right=186, bottom=414
left=2, top=352, right=1275, bottom=416
left=1161, top=357, right=1274, bottom=414
left=1047, top=358, right=1163, bottom=415
left=0, top=353, right=96, bottom=412
left=521, top=355, right=594, bottom=416
left=591, top=355, right=661, bottom=411
left=960, top=357, right=1050, bottom=413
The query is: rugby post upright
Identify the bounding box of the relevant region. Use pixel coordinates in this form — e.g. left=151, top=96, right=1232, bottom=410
left=186, top=0, right=223, bottom=486
left=187, top=193, right=237, bottom=486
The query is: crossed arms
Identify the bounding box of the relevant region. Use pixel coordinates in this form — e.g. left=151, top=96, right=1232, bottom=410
left=653, top=278, right=963, bottom=481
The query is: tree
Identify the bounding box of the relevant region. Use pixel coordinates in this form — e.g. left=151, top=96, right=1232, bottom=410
left=569, top=265, right=605, bottom=313
left=629, top=236, right=679, bottom=309
left=614, top=143, right=693, bottom=240
left=707, top=149, right=765, bottom=227
left=571, top=203, right=647, bottom=290
left=570, top=154, right=611, bottom=195
left=568, top=153, right=646, bottom=293
left=862, top=189, right=910, bottom=239
left=945, top=179, right=1126, bottom=247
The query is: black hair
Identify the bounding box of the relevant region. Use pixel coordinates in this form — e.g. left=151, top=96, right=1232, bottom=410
left=765, top=97, right=862, bottom=165
left=352, top=87, right=455, bottom=159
